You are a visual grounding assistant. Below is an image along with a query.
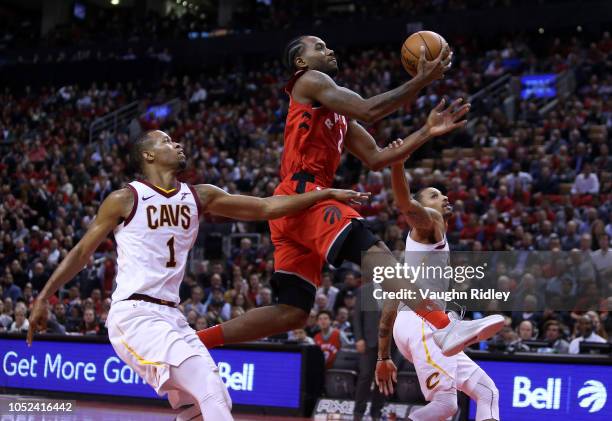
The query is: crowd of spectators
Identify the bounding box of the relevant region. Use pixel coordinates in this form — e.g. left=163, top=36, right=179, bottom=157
left=0, top=29, right=611, bottom=364
left=1, top=0, right=597, bottom=53
left=0, top=6, right=214, bottom=51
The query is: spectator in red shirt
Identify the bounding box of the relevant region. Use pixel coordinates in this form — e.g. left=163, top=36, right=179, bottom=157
left=492, top=185, right=515, bottom=213
left=314, top=311, right=351, bottom=369
left=460, top=213, right=483, bottom=241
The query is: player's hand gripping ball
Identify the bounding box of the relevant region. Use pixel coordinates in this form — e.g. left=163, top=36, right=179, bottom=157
left=401, top=30, right=452, bottom=81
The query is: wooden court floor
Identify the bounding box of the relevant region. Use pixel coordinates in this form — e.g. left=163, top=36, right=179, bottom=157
left=0, top=395, right=314, bottom=420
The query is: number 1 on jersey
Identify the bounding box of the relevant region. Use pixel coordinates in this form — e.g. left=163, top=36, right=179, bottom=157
left=166, top=236, right=176, bottom=267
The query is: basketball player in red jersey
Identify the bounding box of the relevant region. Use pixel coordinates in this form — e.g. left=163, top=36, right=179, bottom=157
left=198, top=35, right=504, bottom=356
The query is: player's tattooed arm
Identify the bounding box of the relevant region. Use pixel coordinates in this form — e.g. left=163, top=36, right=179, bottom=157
left=294, top=70, right=428, bottom=124
left=195, top=184, right=369, bottom=221
left=28, top=188, right=133, bottom=345
left=377, top=299, right=398, bottom=359
left=376, top=299, right=399, bottom=395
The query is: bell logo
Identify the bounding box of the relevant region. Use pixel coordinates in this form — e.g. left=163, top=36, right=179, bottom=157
left=218, top=362, right=254, bottom=391
left=512, top=376, right=561, bottom=409
left=578, top=380, right=607, bottom=413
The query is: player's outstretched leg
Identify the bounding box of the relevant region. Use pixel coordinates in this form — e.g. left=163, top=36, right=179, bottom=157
left=166, top=354, right=233, bottom=420
left=198, top=303, right=308, bottom=348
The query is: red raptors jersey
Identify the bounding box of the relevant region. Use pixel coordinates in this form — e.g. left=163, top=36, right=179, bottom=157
left=314, top=329, right=342, bottom=369
left=280, top=70, right=348, bottom=188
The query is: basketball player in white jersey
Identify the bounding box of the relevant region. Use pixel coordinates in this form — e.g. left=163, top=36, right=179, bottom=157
left=375, top=156, right=500, bottom=421
left=27, top=130, right=369, bottom=420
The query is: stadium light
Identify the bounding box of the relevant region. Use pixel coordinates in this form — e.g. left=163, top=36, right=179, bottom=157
left=110, top=0, right=120, bottom=5
left=538, top=27, right=545, bottom=34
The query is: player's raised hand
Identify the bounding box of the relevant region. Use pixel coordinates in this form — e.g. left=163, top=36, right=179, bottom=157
left=425, top=97, right=470, bottom=137
left=375, top=359, right=398, bottom=396
left=327, top=189, right=371, bottom=205
left=416, top=44, right=453, bottom=84
left=27, top=298, right=48, bottom=346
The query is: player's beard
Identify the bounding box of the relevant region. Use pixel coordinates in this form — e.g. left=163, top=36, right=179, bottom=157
left=443, top=207, right=453, bottom=219
left=324, top=64, right=339, bottom=78
left=178, top=159, right=187, bottom=170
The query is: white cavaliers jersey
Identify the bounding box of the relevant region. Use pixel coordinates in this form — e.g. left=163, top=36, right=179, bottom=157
left=400, top=230, right=450, bottom=312
left=404, top=230, right=449, bottom=253
left=112, top=180, right=200, bottom=304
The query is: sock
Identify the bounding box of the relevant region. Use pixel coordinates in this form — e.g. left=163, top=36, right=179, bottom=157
left=414, top=299, right=450, bottom=329
left=197, top=325, right=225, bottom=349
left=416, top=309, right=450, bottom=329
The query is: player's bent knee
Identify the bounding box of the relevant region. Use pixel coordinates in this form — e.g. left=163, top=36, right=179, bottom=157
left=490, top=384, right=499, bottom=402
left=469, top=370, right=499, bottom=405
left=169, top=355, right=232, bottom=417
left=201, top=369, right=232, bottom=409
left=476, top=383, right=499, bottom=412
left=430, top=392, right=458, bottom=419
left=438, top=395, right=459, bottom=418
left=277, top=304, right=309, bottom=329
left=410, top=391, right=458, bottom=421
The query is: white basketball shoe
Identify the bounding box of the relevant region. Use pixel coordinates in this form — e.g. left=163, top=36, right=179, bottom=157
left=432, top=312, right=505, bottom=356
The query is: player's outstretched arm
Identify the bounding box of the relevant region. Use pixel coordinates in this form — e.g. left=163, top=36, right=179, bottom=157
left=195, top=184, right=369, bottom=221
left=391, top=161, right=436, bottom=231
left=27, top=188, right=132, bottom=345
left=295, top=46, right=451, bottom=124
left=375, top=299, right=398, bottom=396
left=344, top=98, right=470, bottom=171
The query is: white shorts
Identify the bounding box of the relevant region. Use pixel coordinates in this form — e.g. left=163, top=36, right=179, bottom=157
left=107, top=299, right=218, bottom=408
left=393, top=309, right=480, bottom=401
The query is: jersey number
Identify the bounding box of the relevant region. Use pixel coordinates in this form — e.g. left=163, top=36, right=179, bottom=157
left=337, top=130, right=344, bottom=153
left=166, top=237, right=176, bottom=267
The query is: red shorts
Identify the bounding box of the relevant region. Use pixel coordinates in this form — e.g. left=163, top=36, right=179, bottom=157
left=269, top=179, right=362, bottom=287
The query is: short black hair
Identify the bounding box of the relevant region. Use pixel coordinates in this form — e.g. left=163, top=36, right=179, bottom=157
left=317, top=310, right=333, bottom=320
left=413, top=187, right=428, bottom=203
left=283, top=35, right=308, bottom=71
left=130, top=130, right=156, bottom=174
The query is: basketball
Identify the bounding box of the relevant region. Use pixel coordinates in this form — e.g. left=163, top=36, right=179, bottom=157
left=401, top=30, right=449, bottom=76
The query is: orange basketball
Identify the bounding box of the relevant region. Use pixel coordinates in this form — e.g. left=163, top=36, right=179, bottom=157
left=401, top=31, right=449, bottom=76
